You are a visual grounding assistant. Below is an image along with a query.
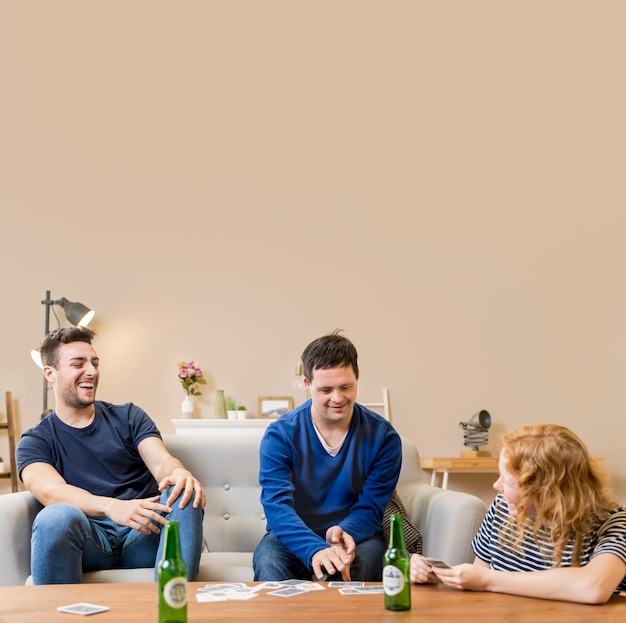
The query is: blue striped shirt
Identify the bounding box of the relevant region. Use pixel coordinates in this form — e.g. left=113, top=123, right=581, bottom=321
left=473, top=494, right=626, bottom=593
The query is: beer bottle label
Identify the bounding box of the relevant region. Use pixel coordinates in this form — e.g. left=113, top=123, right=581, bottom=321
left=162, top=577, right=188, bottom=609
left=383, top=565, right=406, bottom=596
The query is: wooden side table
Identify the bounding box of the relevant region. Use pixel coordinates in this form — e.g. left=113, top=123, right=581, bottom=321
left=420, top=456, right=498, bottom=489
left=421, top=456, right=606, bottom=489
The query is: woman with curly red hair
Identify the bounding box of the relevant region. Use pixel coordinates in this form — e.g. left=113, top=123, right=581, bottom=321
left=411, top=424, right=626, bottom=603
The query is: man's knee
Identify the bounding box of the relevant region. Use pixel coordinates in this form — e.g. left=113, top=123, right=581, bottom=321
left=32, top=504, right=90, bottom=557
left=352, top=536, right=386, bottom=581
left=253, top=533, right=308, bottom=581
left=252, top=533, right=273, bottom=571
left=165, top=495, right=204, bottom=527
left=160, top=489, right=203, bottom=517
left=34, top=503, right=86, bottom=530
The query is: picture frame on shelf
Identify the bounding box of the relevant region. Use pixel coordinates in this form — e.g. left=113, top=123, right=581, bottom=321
left=258, top=396, right=294, bottom=419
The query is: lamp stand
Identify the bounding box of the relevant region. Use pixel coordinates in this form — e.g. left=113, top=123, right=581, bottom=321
left=41, top=290, right=54, bottom=417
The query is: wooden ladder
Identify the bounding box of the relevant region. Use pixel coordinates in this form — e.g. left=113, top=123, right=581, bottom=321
left=0, top=391, right=19, bottom=492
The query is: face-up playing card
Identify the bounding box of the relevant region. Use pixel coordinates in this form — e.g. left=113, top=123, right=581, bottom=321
left=338, top=586, right=384, bottom=595
left=197, top=583, right=247, bottom=592
left=195, top=592, right=229, bottom=603
left=299, top=582, right=325, bottom=591
left=56, top=603, right=110, bottom=616
left=353, top=585, right=384, bottom=593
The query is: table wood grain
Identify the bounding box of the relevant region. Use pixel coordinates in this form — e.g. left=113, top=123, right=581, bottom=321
left=0, top=582, right=624, bottom=622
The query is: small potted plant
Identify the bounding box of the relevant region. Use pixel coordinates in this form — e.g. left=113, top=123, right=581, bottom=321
left=227, top=399, right=238, bottom=420
left=236, top=404, right=247, bottom=420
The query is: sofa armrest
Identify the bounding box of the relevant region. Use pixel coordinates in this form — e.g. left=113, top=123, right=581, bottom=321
left=0, top=491, right=43, bottom=585
left=409, top=483, right=487, bottom=566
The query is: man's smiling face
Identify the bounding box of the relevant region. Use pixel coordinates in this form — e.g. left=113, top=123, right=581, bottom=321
left=45, top=341, right=100, bottom=409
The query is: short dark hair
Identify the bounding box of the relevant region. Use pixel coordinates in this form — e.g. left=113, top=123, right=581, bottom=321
left=301, top=330, right=359, bottom=381
left=40, top=326, right=96, bottom=368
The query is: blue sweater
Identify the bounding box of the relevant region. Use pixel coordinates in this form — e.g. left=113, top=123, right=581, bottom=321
left=259, top=400, right=402, bottom=567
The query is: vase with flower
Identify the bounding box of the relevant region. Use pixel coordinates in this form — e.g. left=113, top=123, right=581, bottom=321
left=177, top=360, right=207, bottom=417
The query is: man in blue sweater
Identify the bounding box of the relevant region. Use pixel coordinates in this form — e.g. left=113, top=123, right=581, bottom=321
left=253, top=331, right=402, bottom=582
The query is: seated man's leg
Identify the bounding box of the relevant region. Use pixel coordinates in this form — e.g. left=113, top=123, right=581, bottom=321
left=116, top=525, right=160, bottom=573
left=31, top=504, right=116, bottom=584
left=253, top=532, right=311, bottom=581
left=153, top=487, right=204, bottom=580
left=108, top=488, right=203, bottom=580
left=350, top=534, right=387, bottom=582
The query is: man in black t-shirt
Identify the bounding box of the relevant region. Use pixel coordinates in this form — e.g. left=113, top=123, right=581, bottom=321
left=17, top=326, right=205, bottom=584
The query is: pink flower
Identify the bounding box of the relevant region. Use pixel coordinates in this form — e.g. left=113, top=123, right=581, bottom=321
left=177, top=360, right=207, bottom=396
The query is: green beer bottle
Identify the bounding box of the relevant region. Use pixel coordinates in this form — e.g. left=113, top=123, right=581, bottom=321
left=383, top=513, right=411, bottom=611
left=158, top=521, right=188, bottom=623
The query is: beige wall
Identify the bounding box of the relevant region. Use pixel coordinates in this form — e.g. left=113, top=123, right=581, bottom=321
left=1, top=2, right=624, bottom=504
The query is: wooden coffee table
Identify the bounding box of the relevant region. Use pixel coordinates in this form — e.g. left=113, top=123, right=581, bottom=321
left=1, top=581, right=624, bottom=622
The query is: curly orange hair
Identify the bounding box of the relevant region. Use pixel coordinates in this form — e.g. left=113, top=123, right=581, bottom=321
left=500, top=424, right=617, bottom=565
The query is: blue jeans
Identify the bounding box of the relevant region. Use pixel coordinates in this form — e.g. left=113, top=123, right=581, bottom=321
left=253, top=531, right=387, bottom=581
left=31, top=488, right=204, bottom=584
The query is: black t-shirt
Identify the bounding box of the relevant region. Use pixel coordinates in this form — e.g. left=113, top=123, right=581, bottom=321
left=16, top=401, right=161, bottom=500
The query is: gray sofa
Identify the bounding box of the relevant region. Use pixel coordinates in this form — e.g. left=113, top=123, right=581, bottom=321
left=0, top=431, right=487, bottom=585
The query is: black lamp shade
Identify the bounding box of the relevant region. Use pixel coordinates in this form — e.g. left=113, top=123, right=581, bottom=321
left=466, top=410, right=491, bottom=430
left=58, top=298, right=95, bottom=326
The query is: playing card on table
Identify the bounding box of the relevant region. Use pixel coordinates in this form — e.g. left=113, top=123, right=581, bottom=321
left=329, top=581, right=364, bottom=587
left=196, top=592, right=229, bottom=602
left=268, top=586, right=309, bottom=597
left=223, top=587, right=259, bottom=600
left=354, top=585, right=385, bottom=593
left=299, top=582, right=326, bottom=591
left=253, top=581, right=284, bottom=591
left=196, top=583, right=259, bottom=602
left=197, top=583, right=246, bottom=592
left=56, top=603, right=110, bottom=615
left=339, top=586, right=384, bottom=595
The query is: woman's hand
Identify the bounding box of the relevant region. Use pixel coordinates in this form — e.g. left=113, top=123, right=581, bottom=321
left=410, top=554, right=440, bottom=584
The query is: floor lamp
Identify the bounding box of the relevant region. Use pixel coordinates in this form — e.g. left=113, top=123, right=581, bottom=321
left=31, top=290, right=95, bottom=417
